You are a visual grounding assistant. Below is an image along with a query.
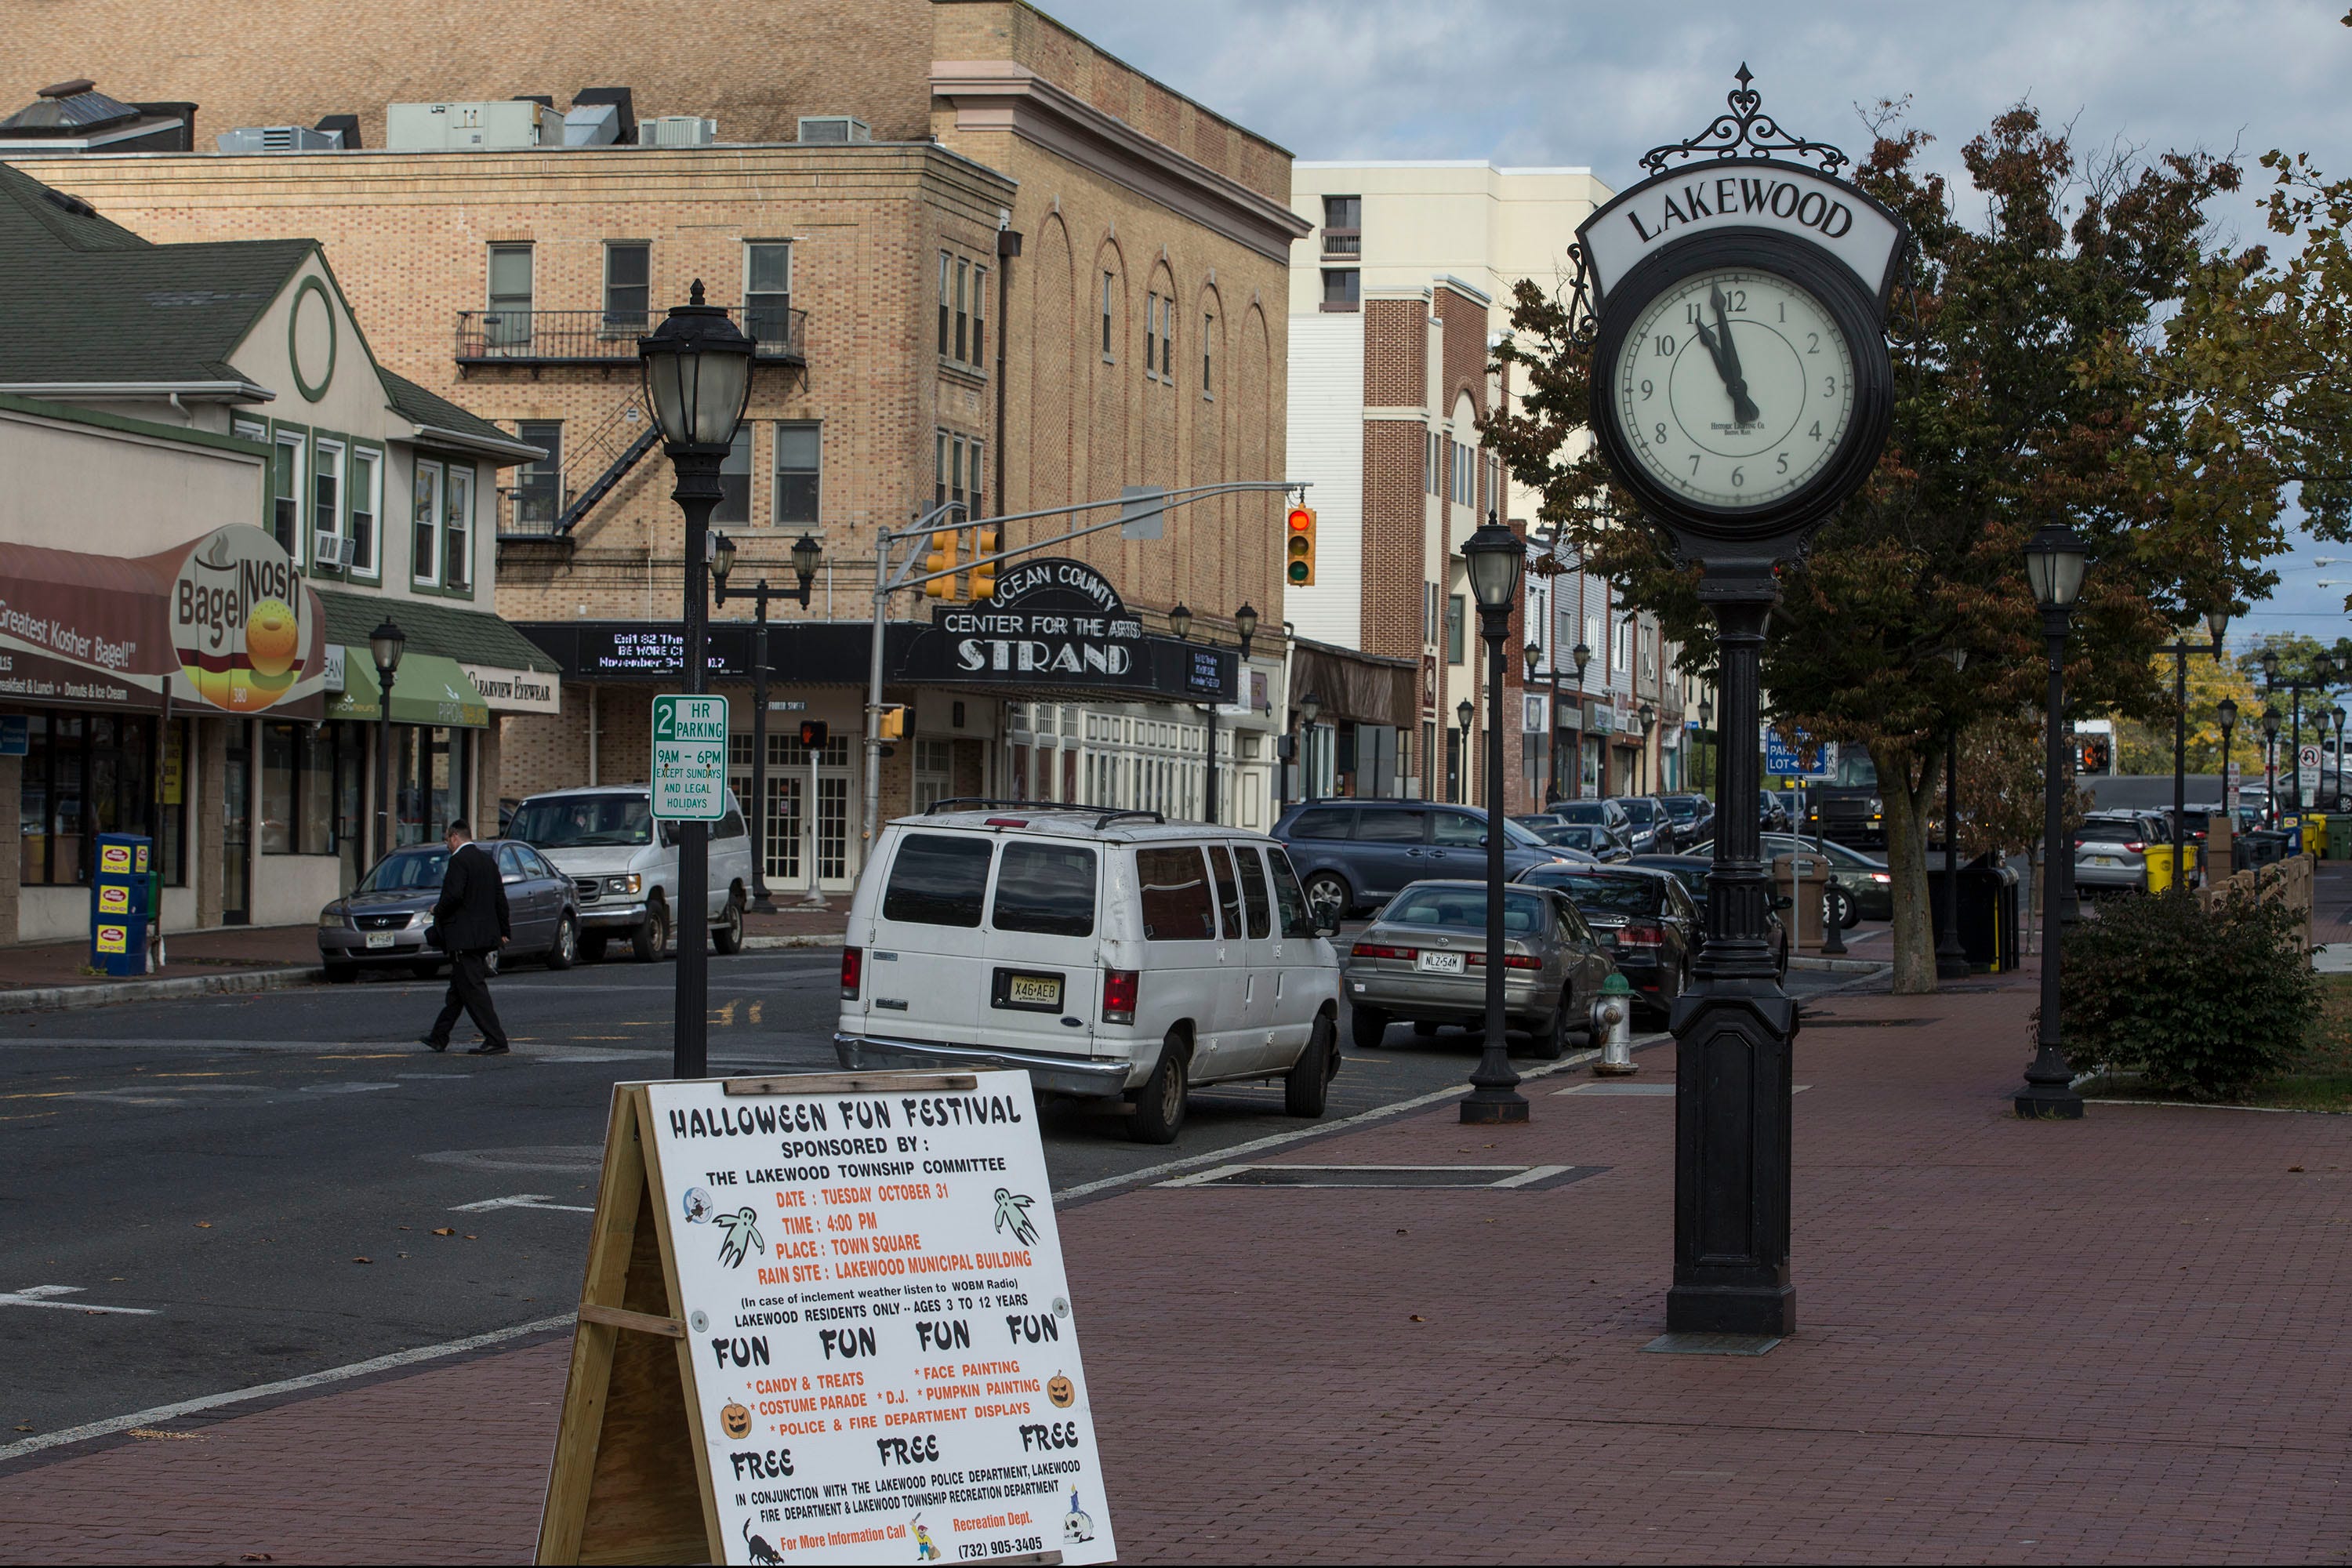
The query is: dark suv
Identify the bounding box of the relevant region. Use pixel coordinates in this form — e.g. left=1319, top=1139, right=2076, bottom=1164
left=1271, top=800, right=1572, bottom=918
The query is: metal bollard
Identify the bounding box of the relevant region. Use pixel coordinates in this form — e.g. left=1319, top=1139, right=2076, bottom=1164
left=1592, top=973, right=1637, bottom=1075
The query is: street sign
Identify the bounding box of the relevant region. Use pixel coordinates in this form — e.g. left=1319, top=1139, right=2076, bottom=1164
left=2299, top=743, right=2322, bottom=771
left=652, top=693, right=729, bottom=822
left=1763, top=728, right=1832, bottom=780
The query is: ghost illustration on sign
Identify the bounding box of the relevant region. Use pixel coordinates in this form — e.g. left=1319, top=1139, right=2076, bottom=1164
left=992, top=1188, right=1037, bottom=1247
left=715, top=1207, right=764, bottom=1268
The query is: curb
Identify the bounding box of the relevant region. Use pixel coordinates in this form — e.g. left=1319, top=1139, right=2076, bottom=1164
left=0, top=964, right=324, bottom=1015
left=1788, top=955, right=1891, bottom=975
left=742, top=933, right=844, bottom=951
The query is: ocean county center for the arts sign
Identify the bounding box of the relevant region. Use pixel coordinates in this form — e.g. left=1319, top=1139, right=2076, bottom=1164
left=927, top=558, right=1144, bottom=681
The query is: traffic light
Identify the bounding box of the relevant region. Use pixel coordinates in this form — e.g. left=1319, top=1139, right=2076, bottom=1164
left=878, top=706, right=906, bottom=740
left=798, top=720, right=829, bottom=751
left=969, top=525, right=1000, bottom=601
left=923, top=528, right=959, bottom=600
left=1285, top=503, right=1316, bottom=586
left=2078, top=737, right=2111, bottom=775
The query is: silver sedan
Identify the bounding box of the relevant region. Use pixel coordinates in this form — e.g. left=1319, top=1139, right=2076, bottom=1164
left=1341, top=879, right=1620, bottom=1060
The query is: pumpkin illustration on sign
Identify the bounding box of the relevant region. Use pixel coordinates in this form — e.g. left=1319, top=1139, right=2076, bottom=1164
left=1047, top=1373, right=1074, bottom=1409
left=720, top=1400, right=753, bottom=1439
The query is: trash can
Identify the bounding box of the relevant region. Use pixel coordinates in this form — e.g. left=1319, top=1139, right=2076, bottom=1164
left=2146, top=842, right=2179, bottom=894
left=2332, top=816, right=2352, bottom=861
left=2241, top=829, right=2294, bottom=868
left=89, top=832, right=152, bottom=978
left=1771, top=851, right=1831, bottom=950
left=1929, top=858, right=2021, bottom=973
left=2304, top=817, right=2328, bottom=857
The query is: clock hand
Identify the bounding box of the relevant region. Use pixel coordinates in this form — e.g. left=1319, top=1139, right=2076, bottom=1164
left=1711, top=285, right=1762, bottom=427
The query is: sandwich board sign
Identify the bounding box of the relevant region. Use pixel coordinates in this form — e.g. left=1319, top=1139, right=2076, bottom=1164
left=537, top=1070, right=1114, bottom=1566
left=652, top=694, right=729, bottom=822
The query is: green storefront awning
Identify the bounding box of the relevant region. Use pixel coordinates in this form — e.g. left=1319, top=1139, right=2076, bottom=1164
left=325, top=650, right=490, bottom=728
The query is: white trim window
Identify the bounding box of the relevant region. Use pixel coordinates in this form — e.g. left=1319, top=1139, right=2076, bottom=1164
left=774, top=422, right=819, bottom=528
left=412, top=459, right=444, bottom=587
left=745, top=241, right=792, bottom=350
left=311, top=437, right=343, bottom=570
left=271, top=430, right=306, bottom=564
left=445, top=463, right=474, bottom=591
left=348, top=447, right=383, bottom=578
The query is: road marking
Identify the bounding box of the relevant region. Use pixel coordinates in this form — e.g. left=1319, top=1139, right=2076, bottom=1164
left=420, top=1146, right=603, bottom=1174
left=449, top=1192, right=597, bottom=1214
left=298, top=1082, right=400, bottom=1094
left=0, top=1311, right=575, bottom=1465
left=750, top=1001, right=764, bottom=1025
left=0, top=1284, right=156, bottom=1316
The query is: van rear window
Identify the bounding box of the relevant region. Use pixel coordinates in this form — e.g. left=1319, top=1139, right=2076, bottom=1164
left=991, top=843, right=1097, bottom=938
left=1135, top=846, right=1216, bottom=941
left=881, top=834, right=993, bottom=927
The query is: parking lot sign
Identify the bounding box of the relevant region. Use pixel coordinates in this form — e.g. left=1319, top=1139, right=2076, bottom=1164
left=650, top=693, right=728, bottom=821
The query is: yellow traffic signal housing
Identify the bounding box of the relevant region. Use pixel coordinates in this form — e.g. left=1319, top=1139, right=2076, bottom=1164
left=1285, top=504, right=1316, bottom=586
left=878, top=706, right=907, bottom=740
left=969, top=525, right=1001, bottom=601
left=924, top=528, right=960, bottom=600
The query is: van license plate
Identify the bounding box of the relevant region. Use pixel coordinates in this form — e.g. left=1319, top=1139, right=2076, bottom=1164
left=365, top=932, right=394, bottom=949
left=1417, top=950, right=1464, bottom=975
left=1003, top=973, right=1062, bottom=1009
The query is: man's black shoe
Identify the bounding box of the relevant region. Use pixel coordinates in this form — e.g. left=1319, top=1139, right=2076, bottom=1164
left=421, top=1036, right=449, bottom=1052
left=466, top=1042, right=511, bottom=1055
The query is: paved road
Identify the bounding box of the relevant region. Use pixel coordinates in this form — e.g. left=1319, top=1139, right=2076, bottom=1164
left=0, top=945, right=1867, bottom=1440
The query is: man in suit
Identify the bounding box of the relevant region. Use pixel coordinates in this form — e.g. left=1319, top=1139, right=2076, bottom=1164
left=421, top=820, right=511, bottom=1056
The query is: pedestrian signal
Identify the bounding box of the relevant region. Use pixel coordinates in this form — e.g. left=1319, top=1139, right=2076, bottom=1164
left=2078, top=737, right=2111, bottom=775
left=1286, top=504, right=1316, bottom=586
left=798, top=720, right=829, bottom=751
left=924, top=528, right=959, bottom=600
left=969, top=525, right=1000, bottom=601
left=878, top=706, right=907, bottom=740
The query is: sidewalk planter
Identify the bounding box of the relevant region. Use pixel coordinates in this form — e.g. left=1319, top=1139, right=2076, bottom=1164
left=1926, top=859, right=2020, bottom=973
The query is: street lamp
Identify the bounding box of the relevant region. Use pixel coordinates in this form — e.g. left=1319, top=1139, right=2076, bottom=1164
left=2018, top=524, right=2089, bottom=1120
left=368, top=616, right=405, bottom=865
left=1297, top=690, right=1322, bottom=804
left=1570, top=641, right=1592, bottom=801
left=1936, top=648, right=1969, bottom=982
left=1461, top=514, right=1527, bottom=1126
left=640, top=280, right=755, bottom=1081
left=2263, top=705, right=2282, bottom=826
left=713, top=529, right=826, bottom=914
left=1454, top=696, right=1475, bottom=804
left=1167, top=602, right=1193, bottom=643
left=1697, top=691, right=1715, bottom=807
left=2162, top=612, right=2229, bottom=884
left=1636, top=700, right=1657, bottom=793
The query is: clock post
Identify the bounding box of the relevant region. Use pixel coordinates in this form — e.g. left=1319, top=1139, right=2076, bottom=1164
left=1572, top=69, right=1909, bottom=1341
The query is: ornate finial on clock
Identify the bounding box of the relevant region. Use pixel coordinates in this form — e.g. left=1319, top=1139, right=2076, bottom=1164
left=1638, top=65, right=1851, bottom=177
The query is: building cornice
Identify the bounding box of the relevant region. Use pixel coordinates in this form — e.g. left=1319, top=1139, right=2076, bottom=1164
left=932, top=61, right=1312, bottom=263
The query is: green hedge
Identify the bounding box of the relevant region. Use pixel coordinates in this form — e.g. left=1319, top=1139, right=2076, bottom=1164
left=2059, top=888, right=2318, bottom=1099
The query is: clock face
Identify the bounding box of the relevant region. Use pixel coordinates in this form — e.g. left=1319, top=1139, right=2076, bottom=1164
left=1611, top=267, right=1857, bottom=511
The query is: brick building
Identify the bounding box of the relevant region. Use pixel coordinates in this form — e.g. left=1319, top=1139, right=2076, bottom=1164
left=13, top=0, right=1310, bottom=894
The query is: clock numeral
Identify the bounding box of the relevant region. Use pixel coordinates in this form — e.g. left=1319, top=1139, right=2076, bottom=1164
left=1807, top=332, right=1820, bottom=354
left=1654, top=423, right=1668, bottom=445
left=1809, top=421, right=1824, bottom=441
left=1685, top=303, right=1702, bottom=326
left=1777, top=453, right=1790, bottom=474
left=1653, top=334, right=1675, bottom=357
left=1728, top=289, right=1747, bottom=311
left=1823, top=376, right=1837, bottom=397
left=1730, top=466, right=1745, bottom=488
left=1687, top=455, right=1700, bottom=476
left=1778, top=302, right=1787, bottom=322
left=1640, top=379, right=1654, bottom=401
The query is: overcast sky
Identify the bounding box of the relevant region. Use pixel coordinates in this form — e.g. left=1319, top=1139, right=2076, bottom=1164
left=1043, top=0, right=2352, bottom=650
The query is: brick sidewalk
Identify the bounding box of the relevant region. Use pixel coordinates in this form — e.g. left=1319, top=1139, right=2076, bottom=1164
left=7, top=962, right=2352, bottom=1562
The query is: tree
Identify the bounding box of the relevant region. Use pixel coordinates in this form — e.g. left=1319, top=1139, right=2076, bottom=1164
left=1489, top=105, right=2296, bottom=993
left=2113, top=645, right=2265, bottom=775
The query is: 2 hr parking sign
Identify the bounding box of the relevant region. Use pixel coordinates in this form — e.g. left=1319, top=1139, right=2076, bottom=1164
left=652, top=693, right=729, bottom=822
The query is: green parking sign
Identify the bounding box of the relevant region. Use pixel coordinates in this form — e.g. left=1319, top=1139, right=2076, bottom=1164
left=651, top=694, right=729, bottom=822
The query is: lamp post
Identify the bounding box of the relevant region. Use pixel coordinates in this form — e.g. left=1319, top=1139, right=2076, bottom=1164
left=2018, top=524, right=2089, bottom=1120
left=1571, top=641, right=1592, bottom=800
left=2263, top=705, right=2281, bottom=826
left=639, top=280, right=755, bottom=1081
left=1697, top=692, right=1715, bottom=804
left=1454, top=697, right=1475, bottom=804
left=1526, top=641, right=1548, bottom=804
left=1168, top=603, right=1214, bottom=823
left=2164, top=610, right=2230, bottom=887
left=712, top=530, right=822, bottom=913
left=1638, top=701, right=1657, bottom=794
left=368, top=617, right=405, bottom=865
left=2217, top=695, right=2239, bottom=866
left=1296, top=690, right=1322, bottom=804
left=2261, top=646, right=2337, bottom=825
left=1461, top=514, right=1527, bottom=1126
left=2335, top=707, right=2347, bottom=811
left=1933, top=648, right=1970, bottom=981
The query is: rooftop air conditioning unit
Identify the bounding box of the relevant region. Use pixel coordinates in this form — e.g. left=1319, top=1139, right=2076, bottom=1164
left=314, top=532, right=356, bottom=568
left=796, top=115, right=870, bottom=144
left=386, top=100, right=557, bottom=151
left=562, top=102, right=620, bottom=147
left=639, top=115, right=717, bottom=147
left=216, top=125, right=342, bottom=154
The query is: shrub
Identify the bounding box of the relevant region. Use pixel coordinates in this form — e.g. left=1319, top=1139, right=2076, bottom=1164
left=2059, top=887, right=2318, bottom=1099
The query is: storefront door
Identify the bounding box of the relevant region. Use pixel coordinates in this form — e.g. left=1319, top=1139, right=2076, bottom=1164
left=223, top=723, right=251, bottom=924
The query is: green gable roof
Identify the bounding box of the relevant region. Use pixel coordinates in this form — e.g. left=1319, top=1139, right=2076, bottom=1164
left=379, top=368, right=543, bottom=459
left=0, top=160, right=146, bottom=252
left=315, top=587, right=561, bottom=676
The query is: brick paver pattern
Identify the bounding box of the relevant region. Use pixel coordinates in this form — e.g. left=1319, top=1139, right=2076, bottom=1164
left=4, top=951, right=2351, bottom=1561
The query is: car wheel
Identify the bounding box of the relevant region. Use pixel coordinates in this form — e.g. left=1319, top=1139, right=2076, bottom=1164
left=631, top=901, right=670, bottom=963
left=578, top=930, right=608, bottom=964
left=1129, top=1033, right=1189, bottom=1145
left=1523, top=989, right=1571, bottom=1061
left=712, top=895, right=745, bottom=956
left=323, top=960, right=358, bottom=985
left=1283, top=1011, right=1337, bottom=1118
left=1303, top=872, right=1352, bottom=922
left=546, top=914, right=578, bottom=971
left=1351, top=1005, right=1390, bottom=1051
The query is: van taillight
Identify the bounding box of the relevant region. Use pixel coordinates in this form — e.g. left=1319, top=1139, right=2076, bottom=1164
left=840, top=946, right=863, bottom=1000
left=1102, top=968, right=1139, bottom=1025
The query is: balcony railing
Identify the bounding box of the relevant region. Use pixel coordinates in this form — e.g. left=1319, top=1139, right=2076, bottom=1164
left=456, top=305, right=807, bottom=365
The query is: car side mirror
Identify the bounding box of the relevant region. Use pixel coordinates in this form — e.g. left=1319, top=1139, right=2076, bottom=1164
left=502, top=873, right=523, bottom=884
left=1312, top=913, right=1342, bottom=938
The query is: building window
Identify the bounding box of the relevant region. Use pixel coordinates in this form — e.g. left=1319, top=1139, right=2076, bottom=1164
left=486, top=243, right=532, bottom=348
left=971, top=263, right=986, bottom=367
left=603, top=241, right=649, bottom=332
left=1426, top=430, right=1441, bottom=495
left=1450, top=439, right=1475, bottom=507
left=311, top=437, right=343, bottom=568
left=1321, top=269, right=1359, bottom=310
left=271, top=430, right=304, bottom=561
left=17, top=714, right=176, bottom=887
left=1446, top=594, right=1466, bottom=666
left=1202, top=313, right=1214, bottom=396
left=514, top=421, right=561, bottom=533
left=412, top=459, right=443, bottom=586
left=262, top=721, right=342, bottom=856
left=445, top=463, right=473, bottom=591
left=938, top=253, right=953, bottom=356
left=1102, top=271, right=1116, bottom=357
left=1322, top=194, right=1361, bottom=257
left=717, top=425, right=751, bottom=524
left=1160, top=299, right=1173, bottom=382
left=745, top=241, right=792, bottom=347
left=1424, top=581, right=1438, bottom=645
left=956, top=256, right=971, bottom=361
left=348, top=447, right=381, bottom=575
left=936, top=431, right=985, bottom=519
left=774, top=422, right=819, bottom=526
left=1145, top=294, right=1160, bottom=379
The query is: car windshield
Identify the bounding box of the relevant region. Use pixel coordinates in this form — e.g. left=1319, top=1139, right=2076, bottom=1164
left=358, top=848, right=448, bottom=893
left=510, top=793, right=654, bottom=848
left=1500, top=818, right=1547, bottom=848
left=1552, top=802, right=1610, bottom=824
left=1831, top=752, right=1878, bottom=787
left=1381, top=886, right=1549, bottom=935
left=1661, top=797, right=1704, bottom=820
left=1526, top=869, right=1657, bottom=913
left=1618, top=799, right=1659, bottom=823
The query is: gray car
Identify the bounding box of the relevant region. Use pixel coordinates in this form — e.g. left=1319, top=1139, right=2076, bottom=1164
left=1341, top=879, right=1618, bottom=1060
left=2075, top=811, right=2169, bottom=894
left=317, top=839, right=581, bottom=982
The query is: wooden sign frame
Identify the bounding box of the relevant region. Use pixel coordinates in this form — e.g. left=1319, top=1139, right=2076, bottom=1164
left=535, top=1070, right=1069, bottom=1567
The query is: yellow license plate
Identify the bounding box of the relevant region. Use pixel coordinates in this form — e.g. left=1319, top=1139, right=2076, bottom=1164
left=1007, top=975, right=1062, bottom=1007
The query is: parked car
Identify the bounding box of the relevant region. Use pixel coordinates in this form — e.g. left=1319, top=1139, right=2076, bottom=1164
left=1760, top=791, right=1795, bottom=834
left=1659, top=793, right=1715, bottom=842
left=1627, top=853, right=1789, bottom=982
left=317, top=839, right=580, bottom=982
left=1523, top=820, right=1634, bottom=861
left=1515, top=862, right=1698, bottom=1020
left=1544, top=799, right=1635, bottom=837
left=1271, top=800, right=1576, bottom=919
left=835, top=805, right=1344, bottom=1144
left=1612, top=795, right=1679, bottom=855
left=2074, top=811, right=2169, bottom=895
left=1340, top=879, right=1617, bottom=1059
left=1686, top=832, right=1893, bottom=926
left=507, top=785, right=757, bottom=961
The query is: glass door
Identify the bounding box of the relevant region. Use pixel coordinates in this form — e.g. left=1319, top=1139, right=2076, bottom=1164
left=223, top=722, right=251, bottom=924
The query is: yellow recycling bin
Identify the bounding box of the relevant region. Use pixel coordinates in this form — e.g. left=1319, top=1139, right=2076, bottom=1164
left=2144, top=842, right=2178, bottom=894
left=2304, top=817, right=2327, bottom=857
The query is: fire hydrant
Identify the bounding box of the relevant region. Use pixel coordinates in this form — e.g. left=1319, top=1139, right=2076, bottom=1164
left=1592, top=972, right=1637, bottom=1076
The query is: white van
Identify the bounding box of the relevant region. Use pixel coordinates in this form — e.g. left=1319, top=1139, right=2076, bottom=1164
left=507, top=785, right=758, bottom=961
left=834, top=804, right=1344, bottom=1143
